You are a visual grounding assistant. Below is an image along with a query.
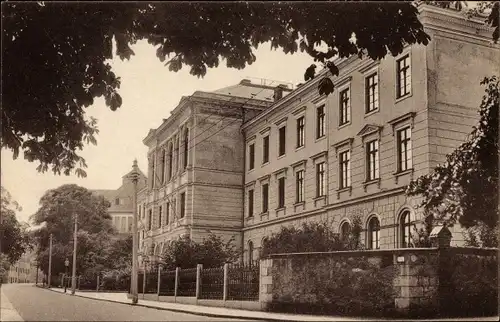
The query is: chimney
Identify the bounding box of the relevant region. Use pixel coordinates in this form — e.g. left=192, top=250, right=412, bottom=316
left=240, top=79, right=252, bottom=85
left=273, top=84, right=288, bottom=102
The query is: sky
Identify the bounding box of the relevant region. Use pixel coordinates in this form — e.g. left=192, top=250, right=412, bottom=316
left=1, top=39, right=314, bottom=224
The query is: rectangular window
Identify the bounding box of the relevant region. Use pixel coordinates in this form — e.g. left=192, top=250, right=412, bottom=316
left=262, top=183, right=269, bottom=213
left=166, top=202, right=170, bottom=224
left=316, top=162, right=326, bottom=197
left=339, top=150, right=351, bottom=189
left=397, top=55, right=411, bottom=98
left=278, top=126, right=286, bottom=156
left=158, top=206, right=162, bottom=228
left=248, top=189, right=254, bottom=217
left=180, top=192, right=186, bottom=218
left=278, top=177, right=285, bottom=208
left=365, top=73, right=379, bottom=113
left=339, top=88, right=350, bottom=125
left=148, top=209, right=152, bottom=231
left=296, top=170, right=305, bottom=203
left=296, top=116, right=305, bottom=148
left=366, top=140, right=380, bottom=181
left=397, top=127, right=412, bottom=172
left=249, top=144, right=255, bottom=170
left=316, top=105, right=325, bottom=138
left=262, top=136, right=269, bottom=164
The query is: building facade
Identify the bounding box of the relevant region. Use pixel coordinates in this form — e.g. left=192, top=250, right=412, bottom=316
left=138, top=80, right=292, bottom=262
left=241, top=4, right=499, bottom=263
left=6, top=251, right=36, bottom=284
left=91, top=167, right=147, bottom=234
left=139, top=4, right=499, bottom=265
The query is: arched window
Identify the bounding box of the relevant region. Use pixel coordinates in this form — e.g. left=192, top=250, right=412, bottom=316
left=400, top=210, right=412, bottom=248
left=367, top=217, right=380, bottom=249
left=183, top=128, right=189, bottom=169
left=161, top=149, right=167, bottom=183
left=340, top=221, right=351, bottom=241
left=248, top=241, right=254, bottom=265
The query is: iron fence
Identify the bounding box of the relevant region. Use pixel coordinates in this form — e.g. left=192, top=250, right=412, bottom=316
left=199, top=266, right=224, bottom=300
left=227, top=261, right=260, bottom=301
left=178, top=268, right=197, bottom=297
left=158, top=270, right=176, bottom=296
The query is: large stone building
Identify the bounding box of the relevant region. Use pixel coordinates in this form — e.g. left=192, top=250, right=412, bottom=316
left=140, top=4, right=499, bottom=264
left=91, top=166, right=147, bottom=234
left=137, top=80, right=292, bottom=261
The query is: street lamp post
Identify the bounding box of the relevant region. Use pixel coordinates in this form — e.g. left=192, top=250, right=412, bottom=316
left=48, top=233, right=53, bottom=288
left=64, top=258, right=69, bottom=293
left=71, top=213, right=78, bottom=295
left=130, top=159, right=140, bottom=304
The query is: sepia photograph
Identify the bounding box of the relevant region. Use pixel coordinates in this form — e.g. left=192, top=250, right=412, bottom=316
left=1, top=1, right=499, bottom=321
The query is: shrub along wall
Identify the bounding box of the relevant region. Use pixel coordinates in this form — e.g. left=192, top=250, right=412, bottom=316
left=260, top=247, right=498, bottom=318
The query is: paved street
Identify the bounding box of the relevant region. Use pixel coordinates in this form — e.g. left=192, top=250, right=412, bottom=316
left=0, top=284, right=256, bottom=321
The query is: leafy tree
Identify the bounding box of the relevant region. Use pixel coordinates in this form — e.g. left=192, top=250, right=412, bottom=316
left=2, top=1, right=434, bottom=177
left=261, top=217, right=364, bottom=257
left=160, top=233, right=239, bottom=270
left=406, top=76, right=499, bottom=247
left=104, top=235, right=133, bottom=271
left=31, top=184, right=116, bottom=275
left=0, top=186, right=30, bottom=264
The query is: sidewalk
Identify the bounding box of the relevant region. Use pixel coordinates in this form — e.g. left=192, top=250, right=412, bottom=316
left=46, top=287, right=498, bottom=322
left=0, top=286, right=24, bottom=321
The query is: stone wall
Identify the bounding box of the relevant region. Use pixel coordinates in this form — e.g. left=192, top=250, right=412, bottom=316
left=259, top=245, right=497, bottom=318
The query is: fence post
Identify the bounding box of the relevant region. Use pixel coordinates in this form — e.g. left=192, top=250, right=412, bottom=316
left=96, top=274, right=100, bottom=293
left=174, top=267, right=180, bottom=300
left=157, top=265, right=161, bottom=301
left=195, top=264, right=202, bottom=299
left=223, top=263, right=229, bottom=301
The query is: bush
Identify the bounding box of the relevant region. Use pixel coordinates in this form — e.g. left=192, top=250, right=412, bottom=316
left=262, top=217, right=364, bottom=257
left=161, top=233, right=239, bottom=270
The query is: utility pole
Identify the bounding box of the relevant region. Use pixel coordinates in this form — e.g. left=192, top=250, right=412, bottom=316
left=48, top=233, right=53, bottom=288
left=131, top=159, right=139, bottom=304
left=71, top=213, right=78, bottom=295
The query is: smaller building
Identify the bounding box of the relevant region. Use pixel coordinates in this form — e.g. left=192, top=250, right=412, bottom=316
left=91, top=164, right=147, bottom=234
left=7, top=251, right=36, bottom=284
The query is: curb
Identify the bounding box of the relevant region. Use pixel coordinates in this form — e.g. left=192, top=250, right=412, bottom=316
left=40, top=287, right=289, bottom=322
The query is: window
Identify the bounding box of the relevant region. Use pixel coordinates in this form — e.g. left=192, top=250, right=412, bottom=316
left=296, top=116, right=305, bottom=148
left=262, top=183, right=269, bottom=213
left=278, top=126, right=286, bottom=156
left=166, top=202, right=170, bottom=224
left=366, top=140, right=379, bottom=181
left=397, top=55, right=411, bottom=98
left=148, top=209, right=152, bottom=231
left=248, top=189, right=254, bottom=217
left=183, top=128, right=189, bottom=169
left=248, top=143, right=255, bottom=170
left=365, top=73, right=379, bottom=113
left=339, top=88, right=350, bottom=125
left=158, top=206, right=163, bottom=228
left=168, top=144, right=173, bottom=180
left=296, top=170, right=305, bottom=203
left=339, top=150, right=351, bottom=189
left=397, top=127, right=412, bottom=172
left=248, top=241, right=254, bottom=265
left=262, top=135, right=269, bottom=164
left=160, top=149, right=166, bottom=183
left=278, top=177, right=285, bottom=208
left=115, top=198, right=120, bottom=205
left=400, top=211, right=412, bottom=248
left=180, top=192, right=186, bottom=218
left=174, top=136, right=179, bottom=173
left=367, top=217, right=380, bottom=249
left=316, top=105, right=325, bottom=138
left=316, top=162, right=326, bottom=197
left=152, top=154, right=156, bottom=187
